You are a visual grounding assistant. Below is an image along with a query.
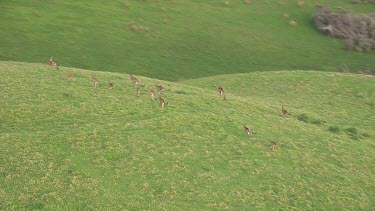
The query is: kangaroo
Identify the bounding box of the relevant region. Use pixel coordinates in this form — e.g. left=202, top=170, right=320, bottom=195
left=282, top=106, right=291, bottom=116
left=66, top=74, right=74, bottom=80
left=130, top=74, right=139, bottom=86
left=148, top=87, right=156, bottom=100
left=92, top=74, right=98, bottom=88
left=108, top=83, right=114, bottom=90
left=243, top=125, right=257, bottom=135
left=48, top=56, right=59, bottom=70
left=269, top=139, right=277, bottom=150
left=159, top=97, right=166, bottom=109
left=155, top=85, right=165, bottom=94
left=217, top=82, right=226, bottom=100
left=135, top=86, right=140, bottom=97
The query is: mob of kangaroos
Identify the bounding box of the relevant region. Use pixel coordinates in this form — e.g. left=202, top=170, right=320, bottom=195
left=47, top=57, right=287, bottom=151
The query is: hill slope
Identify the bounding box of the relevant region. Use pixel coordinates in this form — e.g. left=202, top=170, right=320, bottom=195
left=0, top=1, right=374, bottom=81
left=0, top=61, right=374, bottom=210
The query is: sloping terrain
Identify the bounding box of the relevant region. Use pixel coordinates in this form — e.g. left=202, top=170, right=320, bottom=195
left=0, top=0, right=374, bottom=80
left=1, top=61, right=374, bottom=210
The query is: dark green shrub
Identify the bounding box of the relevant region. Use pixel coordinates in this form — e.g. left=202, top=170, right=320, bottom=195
left=361, top=133, right=371, bottom=138
left=345, top=127, right=358, bottom=135
left=328, top=126, right=340, bottom=133
left=297, top=114, right=309, bottom=123
left=311, top=119, right=326, bottom=125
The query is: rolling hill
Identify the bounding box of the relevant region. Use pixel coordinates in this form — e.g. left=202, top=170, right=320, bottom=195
left=0, top=0, right=374, bottom=81
left=1, top=61, right=374, bottom=209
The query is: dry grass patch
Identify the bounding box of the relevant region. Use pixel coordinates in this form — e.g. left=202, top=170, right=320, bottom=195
left=289, top=20, right=297, bottom=27
left=128, top=21, right=138, bottom=31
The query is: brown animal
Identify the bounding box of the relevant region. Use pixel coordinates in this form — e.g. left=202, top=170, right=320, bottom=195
left=148, top=87, right=155, bottom=100
left=282, top=106, right=291, bottom=116
left=48, top=56, right=59, bottom=70
left=269, top=139, right=277, bottom=150
left=243, top=125, right=257, bottom=135
left=155, top=85, right=165, bottom=94
left=66, top=74, right=74, bottom=80
left=159, top=97, right=166, bottom=109
left=92, top=74, right=98, bottom=88
left=108, top=83, right=114, bottom=90
left=135, top=86, right=140, bottom=97
left=130, top=74, right=139, bottom=86
left=216, top=82, right=226, bottom=100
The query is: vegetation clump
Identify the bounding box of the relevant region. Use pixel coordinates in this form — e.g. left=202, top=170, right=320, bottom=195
left=297, top=113, right=326, bottom=125
left=313, top=6, right=375, bottom=52
left=328, top=125, right=341, bottom=133
left=350, top=0, right=375, bottom=4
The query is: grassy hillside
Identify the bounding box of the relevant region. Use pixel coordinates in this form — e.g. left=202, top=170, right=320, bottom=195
left=0, top=0, right=374, bottom=81
left=1, top=61, right=374, bottom=210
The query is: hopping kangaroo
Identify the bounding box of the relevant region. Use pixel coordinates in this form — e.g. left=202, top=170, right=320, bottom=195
left=148, top=87, right=156, bottom=100
left=282, top=106, right=291, bottom=116
left=269, top=139, right=277, bottom=150
left=92, top=74, right=98, bottom=88
left=130, top=74, right=139, bottom=86
left=159, top=97, right=166, bottom=109
left=216, top=82, right=226, bottom=100
left=108, top=83, right=114, bottom=90
left=135, top=86, right=140, bottom=97
left=243, top=125, right=257, bottom=135
left=155, top=85, right=165, bottom=94
left=48, top=56, right=59, bottom=70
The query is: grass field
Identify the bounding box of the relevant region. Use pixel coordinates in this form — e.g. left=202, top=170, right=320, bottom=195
left=1, top=0, right=374, bottom=209
left=0, top=0, right=374, bottom=81
left=1, top=61, right=374, bottom=209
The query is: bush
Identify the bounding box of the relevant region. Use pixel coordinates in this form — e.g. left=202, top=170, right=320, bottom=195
left=297, top=114, right=309, bottom=123
left=311, top=119, right=326, bottom=126
left=345, top=127, right=358, bottom=135
left=313, top=6, right=375, bottom=52
left=328, top=125, right=340, bottom=133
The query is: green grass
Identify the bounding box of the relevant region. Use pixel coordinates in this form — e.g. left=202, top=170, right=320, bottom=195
left=1, top=61, right=374, bottom=209
left=0, top=0, right=374, bottom=81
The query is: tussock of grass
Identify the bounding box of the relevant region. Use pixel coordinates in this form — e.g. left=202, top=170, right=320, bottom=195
left=328, top=125, right=341, bottom=133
